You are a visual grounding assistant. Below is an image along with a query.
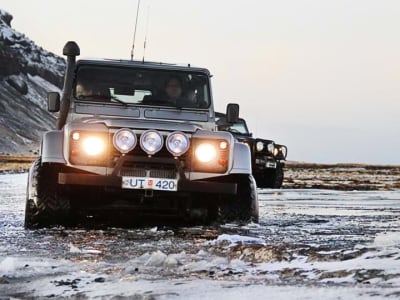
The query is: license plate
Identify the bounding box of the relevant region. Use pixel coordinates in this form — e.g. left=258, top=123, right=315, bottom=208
left=122, top=177, right=178, bottom=191
left=266, top=162, right=277, bottom=168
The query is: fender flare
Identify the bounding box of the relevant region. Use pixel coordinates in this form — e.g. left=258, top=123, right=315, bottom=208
left=41, top=131, right=66, bottom=164
left=230, top=142, right=252, bottom=174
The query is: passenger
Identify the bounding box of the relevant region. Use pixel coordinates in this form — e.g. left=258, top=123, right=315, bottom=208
left=164, top=76, right=183, bottom=105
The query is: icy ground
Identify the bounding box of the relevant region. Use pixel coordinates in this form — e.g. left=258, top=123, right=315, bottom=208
left=1, top=173, right=400, bottom=299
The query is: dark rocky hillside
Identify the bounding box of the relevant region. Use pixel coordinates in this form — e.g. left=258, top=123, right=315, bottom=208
left=0, top=9, right=65, bottom=154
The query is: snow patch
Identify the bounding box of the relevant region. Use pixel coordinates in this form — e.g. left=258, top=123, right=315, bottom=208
left=373, top=232, right=400, bottom=247
left=210, top=234, right=266, bottom=246
left=144, top=250, right=167, bottom=267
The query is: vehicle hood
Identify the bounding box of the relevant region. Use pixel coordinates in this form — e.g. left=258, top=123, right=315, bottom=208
left=75, top=117, right=202, bottom=133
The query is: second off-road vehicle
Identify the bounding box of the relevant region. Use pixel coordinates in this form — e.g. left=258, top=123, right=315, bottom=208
left=216, top=112, right=287, bottom=188
left=25, top=41, right=258, bottom=228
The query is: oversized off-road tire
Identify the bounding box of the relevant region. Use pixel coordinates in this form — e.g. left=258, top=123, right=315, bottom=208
left=255, top=165, right=284, bottom=189
left=219, top=174, right=259, bottom=224
left=24, top=195, right=38, bottom=229
left=24, top=159, right=70, bottom=229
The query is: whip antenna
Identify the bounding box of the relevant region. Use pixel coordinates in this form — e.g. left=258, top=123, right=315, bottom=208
left=130, top=0, right=141, bottom=60
left=142, top=5, right=150, bottom=62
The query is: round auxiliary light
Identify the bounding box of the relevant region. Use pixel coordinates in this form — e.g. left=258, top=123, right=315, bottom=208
left=256, top=141, right=264, bottom=152
left=72, top=132, right=80, bottom=141
left=113, top=128, right=137, bottom=154
left=166, top=132, right=190, bottom=156
left=140, top=130, right=163, bottom=155
left=219, top=141, right=228, bottom=150
left=267, top=142, right=275, bottom=154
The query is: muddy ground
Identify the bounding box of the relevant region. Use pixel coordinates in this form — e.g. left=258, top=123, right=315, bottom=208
left=1, top=172, right=400, bottom=299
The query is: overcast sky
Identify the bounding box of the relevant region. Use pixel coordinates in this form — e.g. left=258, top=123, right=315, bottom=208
left=2, top=0, right=400, bottom=164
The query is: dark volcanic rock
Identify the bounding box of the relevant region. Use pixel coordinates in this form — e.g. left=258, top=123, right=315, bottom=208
left=6, top=75, right=28, bottom=95
left=0, top=9, right=12, bottom=26
left=0, top=9, right=66, bottom=154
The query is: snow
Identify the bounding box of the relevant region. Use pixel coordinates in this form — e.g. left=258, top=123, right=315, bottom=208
left=373, top=232, right=400, bottom=247
left=212, top=234, right=266, bottom=246
left=144, top=250, right=168, bottom=267
left=0, top=256, right=71, bottom=278
left=0, top=26, right=14, bottom=41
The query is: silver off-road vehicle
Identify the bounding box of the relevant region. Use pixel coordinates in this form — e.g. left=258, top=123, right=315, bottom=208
left=25, top=41, right=258, bottom=228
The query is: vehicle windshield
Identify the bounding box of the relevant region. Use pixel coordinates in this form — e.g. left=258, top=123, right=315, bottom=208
left=74, top=65, right=210, bottom=109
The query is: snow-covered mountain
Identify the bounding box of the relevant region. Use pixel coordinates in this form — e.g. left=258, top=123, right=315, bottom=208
left=0, top=9, right=65, bottom=154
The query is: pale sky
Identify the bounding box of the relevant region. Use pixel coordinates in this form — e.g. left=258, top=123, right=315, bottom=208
left=2, top=0, right=400, bottom=164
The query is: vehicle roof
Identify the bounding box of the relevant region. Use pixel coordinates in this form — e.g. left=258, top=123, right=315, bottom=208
left=76, top=58, right=211, bottom=76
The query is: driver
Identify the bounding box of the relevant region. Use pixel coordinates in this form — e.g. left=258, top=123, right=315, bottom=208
left=163, top=76, right=183, bottom=105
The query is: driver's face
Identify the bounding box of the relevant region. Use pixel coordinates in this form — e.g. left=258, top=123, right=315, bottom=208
left=165, top=79, right=182, bottom=99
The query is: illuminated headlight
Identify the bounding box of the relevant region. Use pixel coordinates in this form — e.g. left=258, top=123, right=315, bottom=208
left=140, top=130, right=163, bottom=155
left=70, top=131, right=108, bottom=166
left=267, top=143, right=275, bottom=154
left=82, top=137, right=105, bottom=156
left=256, top=141, right=264, bottom=152
left=195, top=143, right=217, bottom=163
left=113, top=128, right=137, bottom=154
left=166, top=131, right=190, bottom=156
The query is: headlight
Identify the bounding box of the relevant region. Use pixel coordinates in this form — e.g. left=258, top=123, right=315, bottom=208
left=195, top=143, right=217, bottom=163
left=70, top=131, right=108, bottom=166
left=113, top=128, right=137, bottom=154
left=276, top=145, right=287, bottom=159
left=256, top=141, right=264, bottom=152
left=166, top=131, right=190, bottom=156
left=192, top=138, right=230, bottom=173
left=281, top=146, right=287, bottom=158
left=267, top=143, right=275, bottom=154
left=82, top=137, right=105, bottom=156
left=140, top=130, right=163, bottom=155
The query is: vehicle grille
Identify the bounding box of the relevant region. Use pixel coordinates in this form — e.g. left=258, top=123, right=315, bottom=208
left=120, top=167, right=177, bottom=179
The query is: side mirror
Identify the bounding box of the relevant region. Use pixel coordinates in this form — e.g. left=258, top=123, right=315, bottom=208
left=47, top=92, right=60, bottom=112
left=226, top=103, right=239, bottom=123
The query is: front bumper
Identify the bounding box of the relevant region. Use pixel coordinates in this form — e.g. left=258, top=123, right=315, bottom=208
left=58, top=173, right=237, bottom=195
left=255, top=157, right=277, bottom=169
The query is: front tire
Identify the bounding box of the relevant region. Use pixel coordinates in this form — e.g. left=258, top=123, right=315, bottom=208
left=219, top=174, right=259, bottom=224
left=255, top=165, right=284, bottom=189
left=24, top=159, right=70, bottom=229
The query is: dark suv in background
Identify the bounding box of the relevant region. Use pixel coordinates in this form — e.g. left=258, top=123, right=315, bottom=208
left=216, top=111, right=287, bottom=188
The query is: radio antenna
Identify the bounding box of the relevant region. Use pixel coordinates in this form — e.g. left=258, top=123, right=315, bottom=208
left=130, top=0, right=141, bottom=60
left=142, top=5, right=150, bottom=62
